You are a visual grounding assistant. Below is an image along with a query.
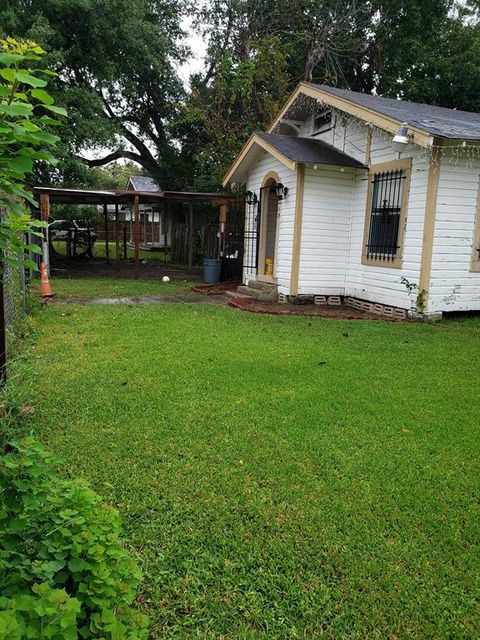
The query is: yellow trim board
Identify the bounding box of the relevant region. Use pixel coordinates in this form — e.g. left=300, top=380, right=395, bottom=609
left=418, top=143, right=443, bottom=305
left=289, top=164, right=305, bottom=296
left=223, top=133, right=296, bottom=186
left=268, top=83, right=433, bottom=147
left=257, top=171, right=281, bottom=277
left=471, top=174, right=480, bottom=272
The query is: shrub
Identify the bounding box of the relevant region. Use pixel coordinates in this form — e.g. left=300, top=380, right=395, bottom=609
left=0, top=438, right=148, bottom=639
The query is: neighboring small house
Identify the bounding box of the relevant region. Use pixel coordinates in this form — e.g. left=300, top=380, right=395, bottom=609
left=223, top=83, right=480, bottom=318
left=122, top=175, right=172, bottom=248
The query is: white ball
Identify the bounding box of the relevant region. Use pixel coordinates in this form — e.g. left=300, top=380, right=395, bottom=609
left=162, top=276, right=170, bottom=283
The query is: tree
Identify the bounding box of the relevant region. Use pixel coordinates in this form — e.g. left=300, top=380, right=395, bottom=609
left=179, top=0, right=371, bottom=188
left=0, top=0, right=189, bottom=187
left=177, top=34, right=290, bottom=189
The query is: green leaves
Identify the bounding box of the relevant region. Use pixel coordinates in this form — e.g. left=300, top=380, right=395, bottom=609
left=40, top=104, right=68, bottom=117
left=13, top=72, right=47, bottom=88
left=31, top=88, right=54, bottom=105
left=0, top=68, right=15, bottom=83
left=0, top=37, right=66, bottom=274
left=0, top=101, right=32, bottom=117
left=0, top=438, right=149, bottom=639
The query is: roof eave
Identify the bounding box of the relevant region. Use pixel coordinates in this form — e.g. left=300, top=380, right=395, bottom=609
left=268, top=82, right=435, bottom=147
left=222, top=133, right=296, bottom=186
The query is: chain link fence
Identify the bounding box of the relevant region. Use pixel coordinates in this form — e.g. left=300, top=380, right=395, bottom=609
left=3, top=258, right=28, bottom=332
left=0, top=207, right=34, bottom=378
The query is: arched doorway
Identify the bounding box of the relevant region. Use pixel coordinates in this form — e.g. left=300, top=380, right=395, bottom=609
left=258, top=174, right=279, bottom=280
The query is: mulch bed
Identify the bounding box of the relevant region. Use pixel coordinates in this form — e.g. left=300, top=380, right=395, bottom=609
left=228, top=296, right=405, bottom=321
left=191, top=282, right=241, bottom=296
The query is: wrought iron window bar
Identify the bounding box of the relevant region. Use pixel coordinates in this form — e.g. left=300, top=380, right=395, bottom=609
left=366, top=169, right=406, bottom=261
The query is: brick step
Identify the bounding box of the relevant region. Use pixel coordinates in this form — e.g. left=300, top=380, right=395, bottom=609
left=225, top=290, right=253, bottom=299
left=246, top=280, right=277, bottom=294
left=238, top=284, right=278, bottom=301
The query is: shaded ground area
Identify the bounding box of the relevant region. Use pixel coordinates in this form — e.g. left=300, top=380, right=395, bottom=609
left=51, top=256, right=202, bottom=281
left=34, top=275, right=200, bottom=302
left=18, top=302, right=480, bottom=638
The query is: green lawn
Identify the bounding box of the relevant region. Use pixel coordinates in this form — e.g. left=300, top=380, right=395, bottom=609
left=53, top=240, right=170, bottom=263
left=17, top=303, right=480, bottom=638
left=92, top=241, right=170, bottom=263
left=33, top=276, right=198, bottom=300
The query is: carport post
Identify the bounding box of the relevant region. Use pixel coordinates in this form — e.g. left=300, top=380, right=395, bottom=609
left=115, top=204, right=120, bottom=262
left=163, top=202, right=168, bottom=270
left=219, top=203, right=227, bottom=258
left=188, top=201, right=194, bottom=272
left=134, top=195, right=140, bottom=277
left=103, top=203, right=110, bottom=264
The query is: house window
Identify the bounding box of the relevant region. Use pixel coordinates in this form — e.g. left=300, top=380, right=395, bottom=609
left=312, top=110, right=332, bottom=134
left=362, top=158, right=412, bottom=267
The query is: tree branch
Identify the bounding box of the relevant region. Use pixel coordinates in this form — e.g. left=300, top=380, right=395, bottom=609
left=80, top=149, right=145, bottom=167
left=99, top=93, right=159, bottom=169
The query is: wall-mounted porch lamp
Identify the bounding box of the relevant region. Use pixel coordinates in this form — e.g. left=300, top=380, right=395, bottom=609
left=392, top=122, right=413, bottom=152
left=274, top=183, right=289, bottom=200
left=245, top=190, right=258, bottom=205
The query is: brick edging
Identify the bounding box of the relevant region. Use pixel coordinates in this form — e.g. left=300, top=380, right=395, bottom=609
left=227, top=297, right=399, bottom=320
left=191, top=282, right=241, bottom=296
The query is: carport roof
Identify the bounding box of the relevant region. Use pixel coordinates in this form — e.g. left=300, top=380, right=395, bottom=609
left=32, top=186, right=235, bottom=206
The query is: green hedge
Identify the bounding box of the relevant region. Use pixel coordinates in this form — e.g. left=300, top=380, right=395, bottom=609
left=0, top=438, right=148, bottom=639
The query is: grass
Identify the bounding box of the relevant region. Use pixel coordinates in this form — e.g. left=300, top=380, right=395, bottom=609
left=92, top=241, right=170, bottom=263
left=31, top=276, right=198, bottom=300
left=15, top=302, right=480, bottom=638
left=53, top=240, right=171, bottom=263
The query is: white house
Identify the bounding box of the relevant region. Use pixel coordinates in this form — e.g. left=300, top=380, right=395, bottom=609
left=123, top=176, right=172, bottom=248
left=223, top=83, right=480, bottom=318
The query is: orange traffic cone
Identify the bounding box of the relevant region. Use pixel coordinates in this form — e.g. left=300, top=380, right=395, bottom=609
left=40, top=263, right=54, bottom=298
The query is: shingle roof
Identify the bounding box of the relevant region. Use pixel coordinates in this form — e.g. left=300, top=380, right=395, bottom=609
left=256, top=132, right=366, bottom=169
left=128, top=175, right=161, bottom=191
left=309, top=84, right=480, bottom=141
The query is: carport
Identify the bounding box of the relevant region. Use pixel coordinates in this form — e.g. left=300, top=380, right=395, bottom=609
left=33, top=186, right=238, bottom=276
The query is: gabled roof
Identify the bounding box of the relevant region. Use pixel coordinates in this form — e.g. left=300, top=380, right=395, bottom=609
left=269, top=82, right=480, bottom=146
left=257, top=132, right=366, bottom=168
left=223, top=132, right=365, bottom=185
left=310, top=84, right=480, bottom=141
left=127, top=175, right=161, bottom=191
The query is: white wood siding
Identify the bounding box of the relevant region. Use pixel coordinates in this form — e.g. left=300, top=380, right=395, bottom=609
left=247, top=109, right=480, bottom=313
left=299, top=113, right=368, bottom=166
left=245, top=152, right=296, bottom=294
left=345, top=143, right=429, bottom=310
left=297, top=119, right=430, bottom=309
left=429, top=155, right=480, bottom=312
left=298, top=166, right=354, bottom=295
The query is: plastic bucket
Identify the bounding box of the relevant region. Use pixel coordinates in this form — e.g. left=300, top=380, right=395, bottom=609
left=203, top=258, right=222, bottom=284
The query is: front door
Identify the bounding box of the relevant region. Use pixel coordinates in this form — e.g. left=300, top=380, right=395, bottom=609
left=259, top=180, right=278, bottom=279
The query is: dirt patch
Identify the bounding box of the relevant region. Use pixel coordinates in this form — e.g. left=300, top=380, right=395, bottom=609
left=46, top=293, right=228, bottom=306
left=228, top=296, right=406, bottom=321
left=191, top=282, right=241, bottom=295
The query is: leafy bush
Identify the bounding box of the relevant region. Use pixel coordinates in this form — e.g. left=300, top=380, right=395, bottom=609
left=0, top=37, right=66, bottom=270
left=0, top=438, right=148, bottom=639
